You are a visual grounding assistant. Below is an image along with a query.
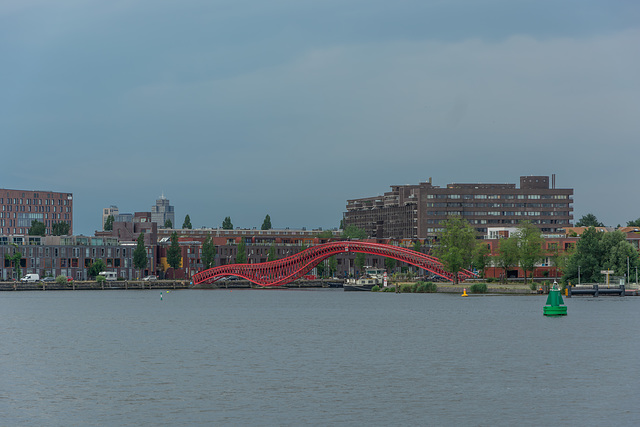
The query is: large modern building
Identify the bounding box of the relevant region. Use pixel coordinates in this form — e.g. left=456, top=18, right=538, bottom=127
left=151, top=194, right=175, bottom=228
left=1, top=188, right=73, bottom=236
left=344, top=175, right=574, bottom=240
left=0, top=235, right=142, bottom=281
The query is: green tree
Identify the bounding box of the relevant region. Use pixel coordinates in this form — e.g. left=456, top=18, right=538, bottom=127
left=548, top=242, right=574, bottom=281
left=413, top=240, right=422, bottom=253
left=562, top=228, right=639, bottom=284
left=341, top=225, right=367, bottom=240
left=627, top=218, right=640, bottom=227
left=316, top=259, right=326, bottom=278
left=600, top=231, right=638, bottom=277
left=164, top=219, right=173, bottom=229
left=563, top=227, right=601, bottom=283
left=182, top=214, right=192, bottom=229
left=355, top=253, right=366, bottom=275
left=328, top=255, right=338, bottom=277
left=29, top=220, right=46, bottom=236
left=133, top=233, right=148, bottom=278
left=267, top=244, right=277, bottom=261
left=576, top=213, right=604, bottom=227
left=104, top=215, right=114, bottom=231
left=433, top=216, right=477, bottom=283
left=5, top=245, right=22, bottom=279
left=52, top=222, right=70, bottom=236
left=201, top=236, right=216, bottom=269
left=166, top=232, right=182, bottom=279
left=236, top=238, right=247, bottom=264
left=496, top=236, right=519, bottom=283
left=385, top=257, right=397, bottom=274
left=339, top=219, right=344, bottom=230
left=315, top=230, right=334, bottom=239
left=222, top=216, right=233, bottom=230
left=261, top=214, right=272, bottom=230
left=88, top=259, right=107, bottom=278
left=471, top=243, right=491, bottom=277
left=516, top=221, right=545, bottom=284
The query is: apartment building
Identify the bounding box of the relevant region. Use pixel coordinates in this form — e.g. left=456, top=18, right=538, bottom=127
left=344, top=175, right=573, bottom=239
left=1, top=188, right=73, bottom=236
left=0, top=235, right=140, bottom=281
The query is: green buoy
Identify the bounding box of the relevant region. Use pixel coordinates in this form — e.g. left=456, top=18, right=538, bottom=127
left=543, top=282, right=567, bottom=316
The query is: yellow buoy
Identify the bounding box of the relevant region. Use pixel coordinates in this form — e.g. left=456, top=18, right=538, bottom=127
left=461, top=288, right=468, bottom=297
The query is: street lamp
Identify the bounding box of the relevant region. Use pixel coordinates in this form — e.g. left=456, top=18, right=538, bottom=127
left=578, top=265, right=581, bottom=286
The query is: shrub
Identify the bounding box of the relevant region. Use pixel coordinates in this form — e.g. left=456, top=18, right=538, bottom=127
left=96, top=275, right=106, bottom=284
left=400, top=283, right=414, bottom=293
left=55, top=275, right=68, bottom=286
left=470, top=283, right=488, bottom=293
left=529, top=282, right=537, bottom=291
left=383, top=286, right=396, bottom=292
left=420, top=282, right=438, bottom=293
left=485, top=277, right=497, bottom=283
left=371, top=285, right=380, bottom=292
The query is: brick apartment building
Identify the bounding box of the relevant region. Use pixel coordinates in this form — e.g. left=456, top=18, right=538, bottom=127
left=1, top=188, right=73, bottom=236
left=0, top=235, right=142, bottom=281
left=344, top=175, right=573, bottom=240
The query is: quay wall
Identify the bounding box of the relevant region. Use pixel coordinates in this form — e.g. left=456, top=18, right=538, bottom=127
left=0, top=280, right=190, bottom=291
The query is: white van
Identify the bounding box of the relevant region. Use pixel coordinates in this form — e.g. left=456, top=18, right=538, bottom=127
left=20, top=273, right=40, bottom=282
left=99, top=271, right=117, bottom=281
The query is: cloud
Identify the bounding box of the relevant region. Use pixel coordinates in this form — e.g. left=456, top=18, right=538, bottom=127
left=2, top=2, right=639, bottom=232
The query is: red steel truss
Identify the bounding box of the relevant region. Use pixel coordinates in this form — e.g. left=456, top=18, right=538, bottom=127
left=192, top=241, right=477, bottom=286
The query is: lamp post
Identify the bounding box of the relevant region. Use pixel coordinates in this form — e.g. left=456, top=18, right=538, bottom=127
left=627, top=256, right=630, bottom=285
left=578, top=265, right=580, bottom=286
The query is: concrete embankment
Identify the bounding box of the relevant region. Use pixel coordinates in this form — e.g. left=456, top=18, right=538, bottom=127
left=2, top=280, right=544, bottom=294
left=0, top=280, right=190, bottom=291
left=194, top=279, right=341, bottom=289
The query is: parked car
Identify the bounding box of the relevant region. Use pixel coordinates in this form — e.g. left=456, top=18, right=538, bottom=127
left=20, top=274, right=40, bottom=283
left=142, top=275, right=157, bottom=281
left=67, top=276, right=74, bottom=282
left=41, top=277, right=55, bottom=283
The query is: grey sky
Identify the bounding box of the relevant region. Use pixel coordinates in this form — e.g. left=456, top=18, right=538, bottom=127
left=2, top=1, right=639, bottom=234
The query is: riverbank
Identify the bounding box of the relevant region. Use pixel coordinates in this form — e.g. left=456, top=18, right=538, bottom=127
left=0, top=280, right=543, bottom=294
left=3, top=280, right=634, bottom=295
left=0, top=280, right=190, bottom=291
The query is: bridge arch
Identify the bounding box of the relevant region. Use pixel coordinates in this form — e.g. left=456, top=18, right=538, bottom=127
left=192, top=241, right=476, bottom=286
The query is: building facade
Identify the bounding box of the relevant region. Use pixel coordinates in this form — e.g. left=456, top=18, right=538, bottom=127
left=151, top=195, right=175, bottom=228
left=1, top=188, right=73, bottom=236
left=0, top=235, right=140, bottom=281
left=102, top=205, right=119, bottom=229
left=344, top=175, right=573, bottom=239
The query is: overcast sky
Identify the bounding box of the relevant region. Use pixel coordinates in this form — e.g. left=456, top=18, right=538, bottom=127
left=2, top=0, right=639, bottom=234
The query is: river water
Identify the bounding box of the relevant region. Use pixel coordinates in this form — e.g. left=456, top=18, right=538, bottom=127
left=1, top=289, right=638, bottom=426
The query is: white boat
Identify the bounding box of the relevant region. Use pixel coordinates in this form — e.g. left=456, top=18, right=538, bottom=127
left=343, top=275, right=380, bottom=291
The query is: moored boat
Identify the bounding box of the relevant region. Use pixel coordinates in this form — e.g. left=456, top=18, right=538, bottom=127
left=343, top=275, right=380, bottom=291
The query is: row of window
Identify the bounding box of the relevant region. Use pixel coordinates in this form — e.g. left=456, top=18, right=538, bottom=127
left=2, top=219, right=70, bottom=231
left=4, top=257, right=133, bottom=269
left=1, top=197, right=70, bottom=205
left=426, top=194, right=569, bottom=200
left=426, top=211, right=570, bottom=217
left=2, top=205, right=71, bottom=213
left=427, top=203, right=569, bottom=208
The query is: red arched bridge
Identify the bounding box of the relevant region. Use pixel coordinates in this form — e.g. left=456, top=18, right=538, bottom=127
left=192, top=241, right=477, bottom=286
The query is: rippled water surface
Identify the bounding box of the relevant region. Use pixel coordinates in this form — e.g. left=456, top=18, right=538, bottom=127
left=1, top=289, right=638, bottom=426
